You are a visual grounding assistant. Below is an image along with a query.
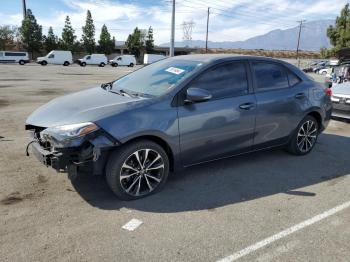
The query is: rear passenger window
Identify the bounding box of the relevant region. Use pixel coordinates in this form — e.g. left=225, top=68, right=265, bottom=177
left=190, top=62, right=248, bottom=99
left=253, top=62, right=289, bottom=91
left=287, top=71, right=301, bottom=87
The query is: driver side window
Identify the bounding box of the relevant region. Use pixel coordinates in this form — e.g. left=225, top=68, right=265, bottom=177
left=189, top=62, right=249, bottom=99
left=86, top=56, right=91, bottom=60
left=48, top=54, right=54, bottom=58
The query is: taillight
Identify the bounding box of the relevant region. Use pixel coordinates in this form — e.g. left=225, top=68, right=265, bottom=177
left=325, top=88, right=332, bottom=97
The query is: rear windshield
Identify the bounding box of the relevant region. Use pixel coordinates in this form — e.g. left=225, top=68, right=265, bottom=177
left=112, top=58, right=204, bottom=97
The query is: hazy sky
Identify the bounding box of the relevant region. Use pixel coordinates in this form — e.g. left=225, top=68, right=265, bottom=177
left=1, top=0, right=348, bottom=44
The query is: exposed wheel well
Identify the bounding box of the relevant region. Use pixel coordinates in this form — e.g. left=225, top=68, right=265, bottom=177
left=307, top=111, right=322, bottom=129
left=123, top=136, right=175, bottom=172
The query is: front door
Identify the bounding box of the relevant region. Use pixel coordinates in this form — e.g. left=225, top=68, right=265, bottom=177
left=178, top=61, right=257, bottom=166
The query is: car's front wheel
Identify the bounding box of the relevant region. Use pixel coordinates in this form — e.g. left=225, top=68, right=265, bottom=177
left=287, top=115, right=319, bottom=155
left=106, top=140, right=169, bottom=200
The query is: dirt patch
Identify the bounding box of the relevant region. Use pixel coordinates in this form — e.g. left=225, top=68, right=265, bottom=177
left=0, top=99, right=10, bottom=107
left=0, top=192, right=34, bottom=205
left=0, top=84, right=13, bottom=88
left=58, top=72, right=93, bottom=76
left=32, top=89, right=62, bottom=96
left=0, top=78, right=27, bottom=81
left=39, top=79, right=51, bottom=82
left=37, top=174, right=48, bottom=183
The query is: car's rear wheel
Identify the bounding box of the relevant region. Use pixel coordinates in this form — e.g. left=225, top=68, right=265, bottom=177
left=287, top=115, right=319, bottom=155
left=129, top=63, right=134, bottom=67
left=99, top=62, right=105, bottom=67
left=63, top=61, right=70, bottom=66
left=19, top=60, right=25, bottom=65
left=106, top=140, right=169, bottom=200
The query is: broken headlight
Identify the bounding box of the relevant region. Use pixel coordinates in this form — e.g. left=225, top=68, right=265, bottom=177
left=40, top=122, right=99, bottom=148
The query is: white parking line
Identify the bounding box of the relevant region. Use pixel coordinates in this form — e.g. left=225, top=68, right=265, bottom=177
left=217, top=200, right=350, bottom=262
left=122, top=218, right=143, bottom=231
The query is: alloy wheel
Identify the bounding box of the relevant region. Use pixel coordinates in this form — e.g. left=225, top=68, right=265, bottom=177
left=119, top=149, right=165, bottom=197
left=297, top=120, right=318, bottom=153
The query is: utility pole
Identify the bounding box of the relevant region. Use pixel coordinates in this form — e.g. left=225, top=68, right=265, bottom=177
left=296, top=20, right=306, bottom=68
left=170, top=0, right=175, bottom=57
left=22, top=0, right=27, bottom=19
left=205, top=7, right=210, bottom=53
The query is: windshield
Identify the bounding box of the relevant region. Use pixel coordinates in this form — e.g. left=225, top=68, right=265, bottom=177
left=111, top=58, right=204, bottom=97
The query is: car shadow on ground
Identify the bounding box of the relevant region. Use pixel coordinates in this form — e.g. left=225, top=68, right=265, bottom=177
left=71, top=133, right=350, bottom=212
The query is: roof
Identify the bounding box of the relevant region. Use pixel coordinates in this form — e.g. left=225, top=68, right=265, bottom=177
left=171, top=54, right=283, bottom=63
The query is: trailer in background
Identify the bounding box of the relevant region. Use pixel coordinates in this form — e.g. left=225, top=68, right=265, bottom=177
left=143, top=54, right=166, bottom=65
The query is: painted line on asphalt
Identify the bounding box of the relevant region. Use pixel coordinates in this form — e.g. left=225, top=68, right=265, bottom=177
left=122, top=218, right=143, bottom=231
left=217, top=200, right=350, bottom=262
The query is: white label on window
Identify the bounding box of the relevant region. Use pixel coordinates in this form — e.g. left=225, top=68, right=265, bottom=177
left=165, top=67, right=185, bottom=75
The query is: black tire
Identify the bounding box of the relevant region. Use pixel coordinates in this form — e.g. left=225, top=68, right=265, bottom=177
left=41, top=61, right=47, bottom=66
left=112, top=63, right=118, bottom=67
left=100, top=62, right=105, bottom=67
left=106, top=140, right=170, bottom=200
left=286, top=115, right=319, bottom=155
left=81, top=62, right=86, bottom=67
left=19, top=60, right=25, bottom=65
left=129, top=63, right=134, bottom=67
left=63, top=61, right=70, bottom=66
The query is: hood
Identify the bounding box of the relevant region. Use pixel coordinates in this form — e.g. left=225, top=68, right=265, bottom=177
left=37, top=56, right=45, bottom=61
left=333, top=82, right=350, bottom=95
left=26, top=86, right=145, bottom=127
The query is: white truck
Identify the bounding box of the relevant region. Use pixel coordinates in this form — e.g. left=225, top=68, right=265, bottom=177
left=143, top=54, right=166, bottom=65
left=37, top=50, right=73, bottom=66
left=78, top=54, right=108, bottom=67
left=0, top=51, right=29, bottom=65
left=109, top=55, right=136, bottom=67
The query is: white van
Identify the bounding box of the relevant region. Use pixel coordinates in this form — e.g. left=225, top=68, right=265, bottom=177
left=78, top=54, right=108, bottom=67
left=143, top=54, right=166, bottom=65
left=37, top=50, right=73, bottom=66
left=0, top=51, right=29, bottom=65
left=109, top=55, right=136, bottom=67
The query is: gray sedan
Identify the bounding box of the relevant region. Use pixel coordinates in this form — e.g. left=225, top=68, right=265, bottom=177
left=25, top=55, right=332, bottom=200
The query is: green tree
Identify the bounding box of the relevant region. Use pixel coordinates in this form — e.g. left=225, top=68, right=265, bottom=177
left=19, top=9, right=43, bottom=56
left=98, top=24, right=114, bottom=54
left=82, top=10, right=95, bottom=53
left=125, top=27, right=145, bottom=58
left=43, top=26, right=58, bottom=52
left=145, top=26, right=154, bottom=53
left=0, top=25, right=17, bottom=50
left=60, top=16, right=76, bottom=50
left=327, top=4, right=350, bottom=50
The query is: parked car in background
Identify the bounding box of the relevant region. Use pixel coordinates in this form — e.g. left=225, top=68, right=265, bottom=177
left=37, top=50, right=72, bottom=66
left=78, top=54, right=107, bottom=67
left=0, top=51, right=29, bottom=65
left=318, top=67, right=331, bottom=75
left=25, top=55, right=332, bottom=200
left=144, top=54, right=166, bottom=65
left=331, top=83, right=350, bottom=120
left=109, top=55, right=136, bottom=67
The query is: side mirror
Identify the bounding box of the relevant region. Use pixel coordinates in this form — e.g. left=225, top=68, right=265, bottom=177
left=185, top=87, right=212, bottom=103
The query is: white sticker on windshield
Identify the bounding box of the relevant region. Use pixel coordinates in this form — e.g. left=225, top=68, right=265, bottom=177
left=165, top=67, right=185, bottom=75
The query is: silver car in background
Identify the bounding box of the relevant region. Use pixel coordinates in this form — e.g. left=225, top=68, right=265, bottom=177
left=332, top=82, right=350, bottom=120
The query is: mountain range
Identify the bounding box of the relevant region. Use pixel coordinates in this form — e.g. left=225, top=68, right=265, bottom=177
left=160, top=20, right=334, bottom=51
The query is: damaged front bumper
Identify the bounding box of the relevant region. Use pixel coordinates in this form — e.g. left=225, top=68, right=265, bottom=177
left=26, top=125, right=119, bottom=176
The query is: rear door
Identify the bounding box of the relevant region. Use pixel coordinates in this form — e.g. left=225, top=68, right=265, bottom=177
left=178, top=61, right=257, bottom=166
left=251, top=61, right=307, bottom=148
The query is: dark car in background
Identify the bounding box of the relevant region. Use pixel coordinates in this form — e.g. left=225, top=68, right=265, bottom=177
left=25, top=55, right=332, bottom=200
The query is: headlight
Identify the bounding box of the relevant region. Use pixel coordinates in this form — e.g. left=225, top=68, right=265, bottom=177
left=40, top=122, right=99, bottom=147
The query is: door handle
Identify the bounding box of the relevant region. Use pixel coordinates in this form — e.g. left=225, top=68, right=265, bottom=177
left=239, top=103, right=255, bottom=110
left=295, top=93, right=306, bottom=99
